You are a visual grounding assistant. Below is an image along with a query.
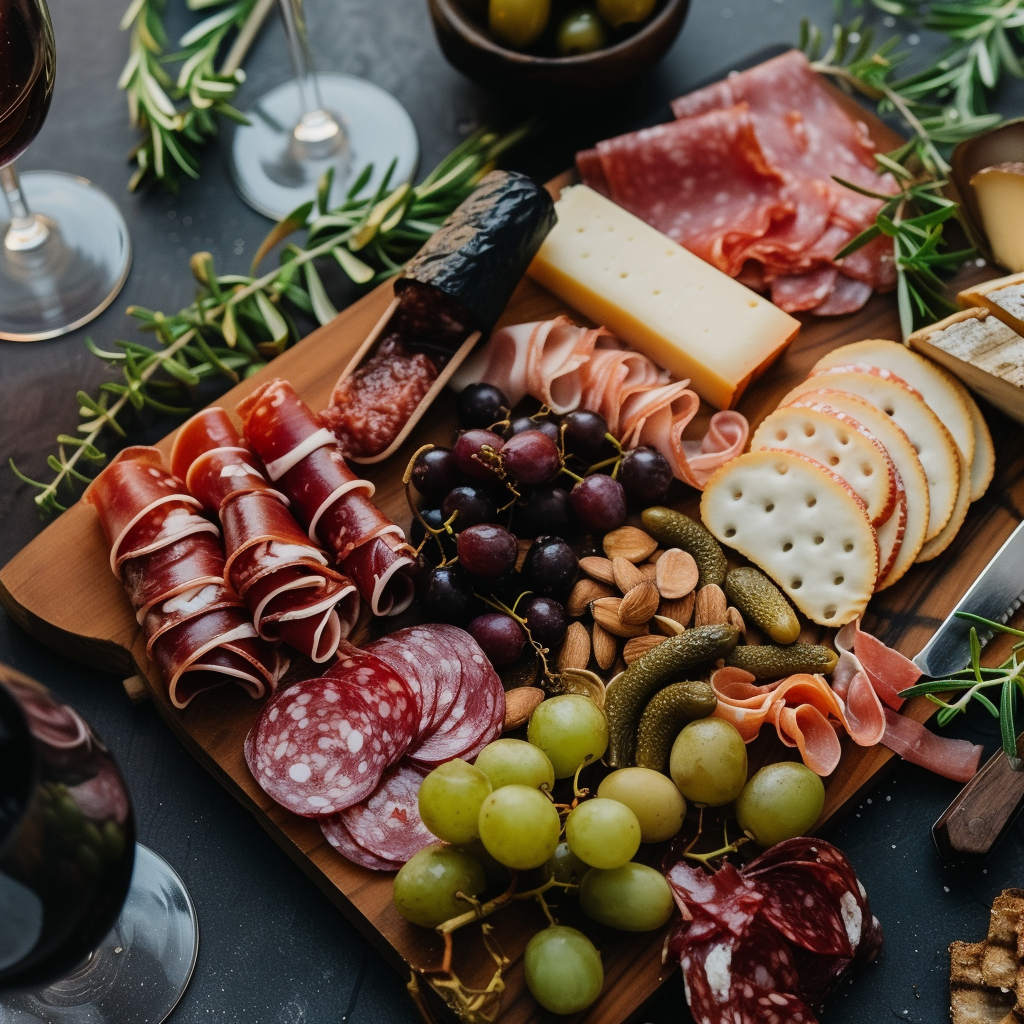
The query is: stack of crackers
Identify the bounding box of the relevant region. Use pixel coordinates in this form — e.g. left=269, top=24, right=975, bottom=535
left=951, top=889, right=1024, bottom=1023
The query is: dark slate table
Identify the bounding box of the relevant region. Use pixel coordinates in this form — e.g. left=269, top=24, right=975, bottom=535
left=2, top=1, right=1022, bottom=1021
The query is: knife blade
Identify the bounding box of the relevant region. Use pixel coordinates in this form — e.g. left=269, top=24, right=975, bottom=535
left=912, top=518, right=1024, bottom=678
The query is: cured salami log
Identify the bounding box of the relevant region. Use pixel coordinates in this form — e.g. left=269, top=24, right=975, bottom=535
left=83, top=446, right=285, bottom=708
left=171, top=408, right=359, bottom=662
left=237, top=379, right=414, bottom=616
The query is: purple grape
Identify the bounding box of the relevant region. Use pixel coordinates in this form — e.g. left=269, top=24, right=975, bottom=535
left=468, top=613, right=527, bottom=666
left=410, top=508, right=458, bottom=565
left=620, top=446, right=673, bottom=505
left=522, top=536, right=578, bottom=595
left=453, top=429, right=504, bottom=481
left=511, top=416, right=560, bottom=443
left=570, top=474, right=627, bottom=533
left=441, top=485, right=500, bottom=532
left=411, top=447, right=462, bottom=502
left=419, top=565, right=477, bottom=625
left=562, top=410, right=610, bottom=461
left=501, top=430, right=561, bottom=486
left=519, top=595, right=569, bottom=649
left=457, top=524, right=519, bottom=579
left=457, top=384, right=508, bottom=430
left=514, top=485, right=574, bottom=539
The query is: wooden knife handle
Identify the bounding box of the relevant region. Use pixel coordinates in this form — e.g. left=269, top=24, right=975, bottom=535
left=933, top=732, right=1024, bottom=860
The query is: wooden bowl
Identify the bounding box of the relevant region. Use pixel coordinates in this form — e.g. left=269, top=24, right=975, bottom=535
left=427, top=0, right=690, bottom=102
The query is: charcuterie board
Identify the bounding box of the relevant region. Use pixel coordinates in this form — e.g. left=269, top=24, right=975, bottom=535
left=3, top=101, right=1024, bottom=1024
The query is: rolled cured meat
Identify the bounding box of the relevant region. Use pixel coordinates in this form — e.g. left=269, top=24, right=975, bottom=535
left=83, top=446, right=286, bottom=709
left=237, top=379, right=415, bottom=616
left=171, top=408, right=359, bottom=663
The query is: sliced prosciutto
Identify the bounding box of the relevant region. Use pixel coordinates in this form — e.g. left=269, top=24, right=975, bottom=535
left=236, top=379, right=415, bottom=616
left=83, top=446, right=285, bottom=709
left=171, top=408, right=358, bottom=663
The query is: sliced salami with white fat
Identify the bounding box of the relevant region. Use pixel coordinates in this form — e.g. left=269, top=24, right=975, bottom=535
left=320, top=813, right=403, bottom=872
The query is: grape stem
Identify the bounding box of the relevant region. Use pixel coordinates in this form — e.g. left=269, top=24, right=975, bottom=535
left=474, top=591, right=558, bottom=688
left=680, top=811, right=751, bottom=867
left=435, top=875, right=576, bottom=938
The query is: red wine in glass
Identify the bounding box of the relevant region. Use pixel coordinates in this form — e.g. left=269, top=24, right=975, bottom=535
left=0, top=0, right=56, bottom=168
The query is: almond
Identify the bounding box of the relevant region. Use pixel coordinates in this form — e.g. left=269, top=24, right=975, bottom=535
left=639, top=563, right=659, bottom=582
left=694, top=584, right=728, bottom=628
left=503, top=687, right=545, bottom=732
left=660, top=593, right=695, bottom=629
left=591, top=621, right=617, bottom=670
left=655, top=548, right=699, bottom=600
left=591, top=597, right=649, bottom=638
left=612, top=556, right=646, bottom=593
left=648, top=548, right=666, bottom=564
left=558, top=621, right=591, bottom=671
left=652, top=614, right=686, bottom=636
left=727, top=606, right=747, bottom=638
left=602, top=526, right=658, bottom=563
left=579, top=555, right=616, bottom=585
left=567, top=578, right=616, bottom=617
left=623, top=635, right=666, bottom=664
left=618, top=580, right=660, bottom=626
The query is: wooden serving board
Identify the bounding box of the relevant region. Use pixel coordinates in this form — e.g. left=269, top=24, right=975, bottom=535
left=4, top=104, right=1024, bottom=1024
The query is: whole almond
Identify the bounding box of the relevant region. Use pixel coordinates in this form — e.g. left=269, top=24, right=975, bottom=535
left=652, top=614, right=686, bottom=636
left=694, top=584, right=729, bottom=628
left=591, top=597, right=650, bottom=638
left=660, top=593, right=695, bottom=629
left=503, top=687, right=545, bottom=732
left=623, top=635, right=666, bottom=664
left=648, top=549, right=666, bottom=564
left=656, top=548, right=699, bottom=600
left=639, top=563, right=659, bottom=582
left=591, top=621, right=617, bottom=670
left=612, top=556, right=646, bottom=594
left=579, top=556, right=616, bottom=585
left=558, top=621, right=591, bottom=671
left=602, top=526, right=658, bottom=563
left=568, top=578, right=616, bottom=617
left=727, top=606, right=747, bottom=638
left=618, top=580, right=660, bottom=626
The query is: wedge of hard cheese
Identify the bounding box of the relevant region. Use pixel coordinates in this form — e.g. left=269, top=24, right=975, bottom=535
left=528, top=185, right=800, bottom=410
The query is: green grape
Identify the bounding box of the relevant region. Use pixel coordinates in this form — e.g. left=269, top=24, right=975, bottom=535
left=669, top=718, right=747, bottom=806
left=524, top=926, right=604, bottom=1014
left=556, top=9, right=606, bottom=54
left=474, top=738, right=555, bottom=792
left=456, top=837, right=511, bottom=886
left=478, top=784, right=561, bottom=870
left=543, top=841, right=590, bottom=887
left=489, top=0, right=551, bottom=49
left=564, top=798, right=640, bottom=869
left=735, top=762, right=825, bottom=847
left=393, top=845, right=486, bottom=928
left=418, top=759, right=493, bottom=845
left=527, top=695, right=608, bottom=780
left=596, top=0, right=655, bottom=28
left=597, top=767, right=686, bottom=843
left=579, top=862, right=674, bottom=931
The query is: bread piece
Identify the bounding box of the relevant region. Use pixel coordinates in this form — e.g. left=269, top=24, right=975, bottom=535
left=951, top=940, right=1017, bottom=1024
left=700, top=450, right=877, bottom=626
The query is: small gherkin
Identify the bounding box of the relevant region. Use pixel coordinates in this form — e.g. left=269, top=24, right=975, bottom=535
left=634, top=681, right=718, bottom=773
left=641, top=507, right=727, bottom=588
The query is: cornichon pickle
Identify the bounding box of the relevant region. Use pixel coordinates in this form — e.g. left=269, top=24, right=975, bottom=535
left=634, top=681, right=717, bottom=773
left=641, top=507, right=727, bottom=588
left=605, top=624, right=738, bottom=766
left=724, top=567, right=801, bottom=645
left=725, top=643, right=838, bottom=680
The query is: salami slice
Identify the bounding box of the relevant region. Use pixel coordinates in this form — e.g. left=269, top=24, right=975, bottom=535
left=364, top=628, right=443, bottom=741
left=337, top=761, right=433, bottom=863
left=320, top=813, right=404, bottom=872
left=246, top=675, right=391, bottom=816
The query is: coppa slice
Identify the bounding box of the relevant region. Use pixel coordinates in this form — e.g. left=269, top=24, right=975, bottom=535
left=750, top=406, right=897, bottom=526
left=785, top=391, right=928, bottom=589
left=701, top=450, right=878, bottom=626
left=781, top=369, right=960, bottom=543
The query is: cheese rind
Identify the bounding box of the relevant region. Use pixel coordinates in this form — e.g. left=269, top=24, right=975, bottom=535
left=527, top=185, right=800, bottom=410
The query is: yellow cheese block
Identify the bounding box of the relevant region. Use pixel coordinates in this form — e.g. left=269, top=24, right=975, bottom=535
left=970, top=163, right=1024, bottom=273
left=527, top=185, right=801, bottom=409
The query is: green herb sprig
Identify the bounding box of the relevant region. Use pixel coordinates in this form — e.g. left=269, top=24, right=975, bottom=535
left=899, top=612, right=1024, bottom=769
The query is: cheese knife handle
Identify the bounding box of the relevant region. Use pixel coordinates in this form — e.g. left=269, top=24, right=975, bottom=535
left=932, top=733, right=1024, bottom=860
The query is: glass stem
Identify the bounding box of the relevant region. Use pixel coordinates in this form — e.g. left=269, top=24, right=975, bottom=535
left=1, top=163, right=50, bottom=252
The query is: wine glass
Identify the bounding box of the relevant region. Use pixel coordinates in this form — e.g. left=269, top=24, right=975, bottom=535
left=0, top=0, right=131, bottom=342
left=0, top=667, right=197, bottom=1024
left=230, top=0, right=419, bottom=220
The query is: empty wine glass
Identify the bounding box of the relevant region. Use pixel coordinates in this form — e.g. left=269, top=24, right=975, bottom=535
left=0, top=0, right=131, bottom=342
left=0, top=668, right=197, bottom=1024
left=230, top=0, right=419, bottom=220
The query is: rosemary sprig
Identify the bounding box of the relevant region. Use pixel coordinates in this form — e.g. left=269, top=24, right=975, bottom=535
left=899, top=612, right=1024, bottom=769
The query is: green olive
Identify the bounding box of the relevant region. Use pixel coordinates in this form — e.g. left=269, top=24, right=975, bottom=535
left=489, top=0, right=551, bottom=49
left=556, top=9, right=607, bottom=54
left=596, top=0, right=656, bottom=29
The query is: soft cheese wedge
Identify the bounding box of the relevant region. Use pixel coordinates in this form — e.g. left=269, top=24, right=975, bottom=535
left=959, top=270, right=1024, bottom=337
left=701, top=450, right=878, bottom=626
left=528, top=185, right=801, bottom=410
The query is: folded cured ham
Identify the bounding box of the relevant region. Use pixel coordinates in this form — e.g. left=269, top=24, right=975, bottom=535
left=170, top=407, right=359, bottom=663
left=83, top=446, right=286, bottom=708
left=237, top=379, right=415, bottom=616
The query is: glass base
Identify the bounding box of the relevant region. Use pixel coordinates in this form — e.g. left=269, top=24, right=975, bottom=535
left=0, top=171, right=131, bottom=342
left=0, top=845, right=198, bottom=1024
left=231, top=73, right=419, bottom=221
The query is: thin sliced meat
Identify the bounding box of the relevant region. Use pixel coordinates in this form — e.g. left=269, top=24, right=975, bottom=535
left=811, top=274, right=874, bottom=316
left=365, top=628, right=442, bottom=741
left=881, top=707, right=982, bottom=783
left=320, top=813, right=403, bottom=872
left=770, top=266, right=838, bottom=312
left=575, top=146, right=609, bottom=197
left=339, top=535, right=415, bottom=617
left=835, top=618, right=919, bottom=710
left=121, top=533, right=226, bottom=624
